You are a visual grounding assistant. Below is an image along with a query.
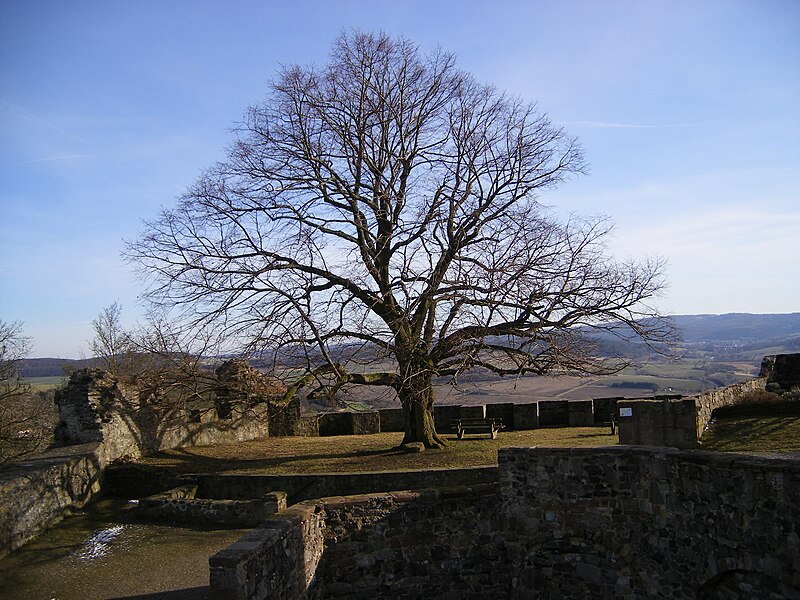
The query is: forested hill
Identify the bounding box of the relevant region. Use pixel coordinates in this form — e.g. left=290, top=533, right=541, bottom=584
left=18, top=313, right=800, bottom=378
left=671, top=313, right=800, bottom=343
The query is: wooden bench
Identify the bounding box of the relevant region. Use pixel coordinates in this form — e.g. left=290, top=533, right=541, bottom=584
left=452, top=418, right=504, bottom=439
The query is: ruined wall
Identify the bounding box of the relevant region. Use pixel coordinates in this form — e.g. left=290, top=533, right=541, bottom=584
left=188, top=466, right=499, bottom=505
left=55, top=369, right=271, bottom=463
left=760, top=353, right=800, bottom=388
left=210, top=448, right=800, bottom=600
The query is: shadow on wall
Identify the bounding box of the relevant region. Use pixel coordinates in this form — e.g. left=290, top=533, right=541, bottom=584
left=53, top=367, right=273, bottom=464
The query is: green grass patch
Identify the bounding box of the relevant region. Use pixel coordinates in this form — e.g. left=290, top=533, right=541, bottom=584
left=23, top=376, right=66, bottom=391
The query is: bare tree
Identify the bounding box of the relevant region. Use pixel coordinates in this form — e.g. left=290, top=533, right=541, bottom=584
left=91, top=302, right=138, bottom=378
left=0, top=320, right=52, bottom=463
left=90, top=303, right=223, bottom=410
left=128, top=31, right=670, bottom=448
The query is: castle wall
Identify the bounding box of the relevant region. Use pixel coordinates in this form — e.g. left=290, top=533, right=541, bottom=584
left=617, top=378, right=767, bottom=448
left=209, top=485, right=505, bottom=600
left=499, top=446, right=800, bottom=599
left=0, top=443, right=103, bottom=558
left=210, top=448, right=800, bottom=599
left=55, top=369, right=272, bottom=462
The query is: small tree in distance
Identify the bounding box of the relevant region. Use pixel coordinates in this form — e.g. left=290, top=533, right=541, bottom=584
left=127, top=31, right=671, bottom=448
left=0, top=320, right=53, bottom=463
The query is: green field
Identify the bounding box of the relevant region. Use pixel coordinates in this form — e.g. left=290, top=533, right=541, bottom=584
left=23, top=376, right=66, bottom=390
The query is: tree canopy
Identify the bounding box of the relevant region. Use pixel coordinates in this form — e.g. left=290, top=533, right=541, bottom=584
left=128, top=31, right=670, bottom=447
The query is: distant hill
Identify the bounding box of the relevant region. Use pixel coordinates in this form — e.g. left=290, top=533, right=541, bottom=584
left=670, top=313, right=800, bottom=343
left=19, top=357, right=99, bottom=378
left=19, top=313, right=800, bottom=378
left=668, top=313, right=800, bottom=361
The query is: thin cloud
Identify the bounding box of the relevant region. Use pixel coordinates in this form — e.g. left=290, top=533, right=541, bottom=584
left=563, top=120, right=707, bottom=129
left=16, top=154, right=95, bottom=165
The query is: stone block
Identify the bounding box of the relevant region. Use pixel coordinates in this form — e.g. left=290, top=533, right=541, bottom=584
left=568, top=400, right=594, bottom=426
left=379, top=408, right=405, bottom=432
left=459, top=405, right=486, bottom=420
left=538, top=400, right=569, bottom=426
left=318, top=412, right=380, bottom=436
left=513, top=403, right=539, bottom=429
left=434, top=405, right=462, bottom=432
left=592, top=397, right=621, bottom=424
left=486, top=403, right=515, bottom=429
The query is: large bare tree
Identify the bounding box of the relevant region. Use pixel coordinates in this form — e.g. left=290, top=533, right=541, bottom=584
left=128, top=31, right=669, bottom=448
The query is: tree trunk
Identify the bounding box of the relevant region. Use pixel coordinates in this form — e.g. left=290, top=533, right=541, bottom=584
left=396, top=355, right=447, bottom=449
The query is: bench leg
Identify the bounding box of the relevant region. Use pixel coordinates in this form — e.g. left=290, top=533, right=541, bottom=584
left=491, top=429, right=497, bottom=440
left=458, top=429, right=464, bottom=439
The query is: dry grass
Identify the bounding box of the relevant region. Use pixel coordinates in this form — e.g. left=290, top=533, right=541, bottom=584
left=700, top=415, right=800, bottom=454
left=137, top=407, right=800, bottom=475
left=139, top=427, right=618, bottom=474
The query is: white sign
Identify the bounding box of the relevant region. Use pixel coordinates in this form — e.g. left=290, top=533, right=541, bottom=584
left=619, top=407, right=633, bottom=418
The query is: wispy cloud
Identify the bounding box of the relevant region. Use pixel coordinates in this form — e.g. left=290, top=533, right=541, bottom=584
left=563, top=120, right=707, bottom=129
left=16, top=154, right=95, bottom=165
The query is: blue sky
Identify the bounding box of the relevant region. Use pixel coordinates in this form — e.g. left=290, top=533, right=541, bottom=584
left=1, top=0, right=798, bottom=358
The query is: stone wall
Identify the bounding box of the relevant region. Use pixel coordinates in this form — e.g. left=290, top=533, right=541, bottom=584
left=760, top=353, right=800, bottom=388
left=268, top=399, right=319, bottom=437
left=693, top=377, right=768, bottom=437
left=318, top=411, right=380, bottom=436
left=210, top=447, right=800, bottom=599
left=0, top=443, right=103, bottom=558
left=188, top=466, right=499, bottom=505
left=137, top=486, right=287, bottom=527
left=55, top=369, right=272, bottom=463
left=209, top=502, right=326, bottom=600
left=209, top=485, right=504, bottom=600
left=499, top=446, right=800, bottom=599
left=618, top=378, right=768, bottom=448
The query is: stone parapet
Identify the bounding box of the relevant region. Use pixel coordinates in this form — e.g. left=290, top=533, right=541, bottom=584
left=0, top=443, right=103, bottom=558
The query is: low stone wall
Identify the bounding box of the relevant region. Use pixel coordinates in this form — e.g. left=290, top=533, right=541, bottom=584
left=318, top=412, right=380, bottom=436
left=137, top=485, right=287, bottom=527
left=378, top=408, right=405, bottom=432
left=567, top=399, right=594, bottom=426
left=537, top=400, right=569, bottom=426
left=209, top=484, right=503, bottom=600
left=189, top=466, right=499, bottom=505
left=693, top=377, right=768, bottom=437
left=209, top=502, right=325, bottom=600
left=0, top=443, right=103, bottom=558
left=499, top=446, right=800, bottom=598
left=268, top=399, right=319, bottom=437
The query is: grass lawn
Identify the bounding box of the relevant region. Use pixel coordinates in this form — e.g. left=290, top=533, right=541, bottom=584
left=700, top=415, right=800, bottom=454
left=139, top=427, right=618, bottom=474
left=138, top=405, right=800, bottom=475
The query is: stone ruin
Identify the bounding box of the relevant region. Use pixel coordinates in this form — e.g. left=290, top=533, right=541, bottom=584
left=53, top=360, right=284, bottom=465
